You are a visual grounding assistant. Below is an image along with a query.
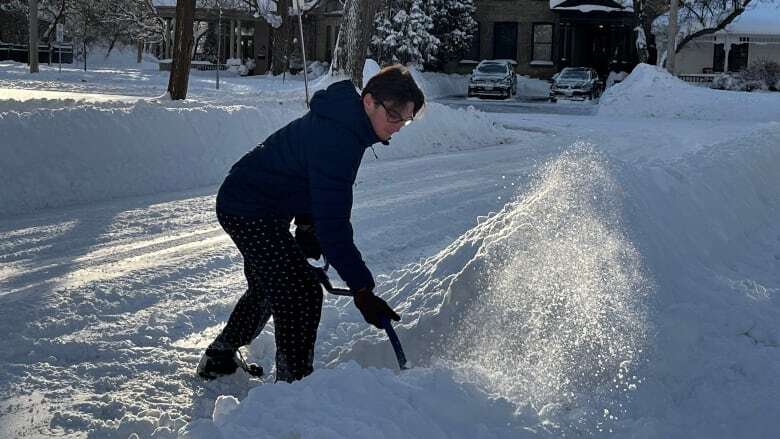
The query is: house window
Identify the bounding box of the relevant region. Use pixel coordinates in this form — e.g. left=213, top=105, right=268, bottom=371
left=713, top=43, right=750, bottom=72
left=728, top=43, right=749, bottom=72
left=532, top=23, right=553, bottom=65
left=493, top=22, right=518, bottom=61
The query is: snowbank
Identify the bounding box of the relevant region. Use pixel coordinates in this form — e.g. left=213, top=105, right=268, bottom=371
left=193, top=122, right=780, bottom=437
left=85, top=43, right=160, bottom=69
left=0, top=98, right=508, bottom=218
left=330, top=145, right=652, bottom=434
left=182, top=363, right=530, bottom=439
left=598, top=64, right=780, bottom=122
left=328, top=123, right=780, bottom=436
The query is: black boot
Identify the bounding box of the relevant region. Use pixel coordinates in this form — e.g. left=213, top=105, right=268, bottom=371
left=197, top=346, right=264, bottom=380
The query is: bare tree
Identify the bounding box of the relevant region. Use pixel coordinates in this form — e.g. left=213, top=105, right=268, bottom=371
left=271, top=0, right=296, bottom=74
left=168, top=0, right=196, bottom=99
left=333, top=0, right=381, bottom=88
left=103, top=0, right=165, bottom=61
left=675, top=0, right=756, bottom=53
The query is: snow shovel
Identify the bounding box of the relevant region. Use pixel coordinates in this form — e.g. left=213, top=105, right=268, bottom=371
left=309, top=260, right=408, bottom=371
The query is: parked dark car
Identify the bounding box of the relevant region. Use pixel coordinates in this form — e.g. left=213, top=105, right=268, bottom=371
left=550, top=67, right=603, bottom=102
left=468, top=60, right=517, bottom=99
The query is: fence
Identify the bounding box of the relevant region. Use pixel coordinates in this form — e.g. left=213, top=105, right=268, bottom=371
left=0, top=42, right=74, bottom=64
left=677, top=74, right=717, bottom=84
left=158, top=60, right=227, bottom=71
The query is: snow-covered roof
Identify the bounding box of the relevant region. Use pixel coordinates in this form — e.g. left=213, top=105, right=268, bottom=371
left=549, top=0, right=633, bottom=13
left=723, top=3, right=780, bottom=35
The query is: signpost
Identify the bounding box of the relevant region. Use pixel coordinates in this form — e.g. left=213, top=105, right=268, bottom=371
left=292, top=0, right=310, bottom=107
left=216, top=1, right=223, bottom=90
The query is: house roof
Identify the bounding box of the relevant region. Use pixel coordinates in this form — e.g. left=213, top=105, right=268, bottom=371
left=723, top=2, right=780, bottom=35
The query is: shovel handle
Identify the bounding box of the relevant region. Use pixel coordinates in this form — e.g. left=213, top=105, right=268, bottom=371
left=310, top=264, right=408, bottom=370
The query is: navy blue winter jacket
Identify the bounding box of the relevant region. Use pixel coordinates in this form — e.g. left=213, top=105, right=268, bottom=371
left=216, top=80, right=383, bottom=291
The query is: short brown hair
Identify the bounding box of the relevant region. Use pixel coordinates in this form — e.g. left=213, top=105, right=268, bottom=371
left=362, top=65, right=425, bottom=116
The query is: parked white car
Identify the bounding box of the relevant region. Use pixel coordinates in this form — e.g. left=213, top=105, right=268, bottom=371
left=468, top=60, right=517, bottom=99
left=549, top=67, right=603, bottom=102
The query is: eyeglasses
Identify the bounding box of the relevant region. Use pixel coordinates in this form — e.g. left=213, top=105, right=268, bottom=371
left=377, top=101, right=414, bottom=126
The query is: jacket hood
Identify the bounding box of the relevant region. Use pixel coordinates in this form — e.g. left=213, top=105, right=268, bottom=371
left=310, top=80, right=384, bottom=147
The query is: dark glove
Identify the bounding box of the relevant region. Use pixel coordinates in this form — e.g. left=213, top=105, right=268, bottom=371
left=354, top=288, right=401, bottom=329
left=295, top=224, right=322, bottom=260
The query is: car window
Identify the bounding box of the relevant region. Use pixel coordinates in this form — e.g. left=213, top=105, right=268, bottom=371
left=559, top=69, right=588, bottom=80
left=477, top=64, right=508, bottom=74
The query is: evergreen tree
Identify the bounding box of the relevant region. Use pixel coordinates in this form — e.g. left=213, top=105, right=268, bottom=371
left=371, top=0, right=439, bottom=67
left=428, top=0, right=477, bottom=68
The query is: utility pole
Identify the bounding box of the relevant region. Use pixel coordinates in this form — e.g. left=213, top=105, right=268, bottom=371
left=667, top=0, right=679, bottom=74
left=29, top=0, right=39, bottom=73
left=293, top=0, right=309, bottom=107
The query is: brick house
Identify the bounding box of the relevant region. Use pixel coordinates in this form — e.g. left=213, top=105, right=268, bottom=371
left=472, top=0, right=638, bottom=78
left=154, top=0, right=639, bottom=79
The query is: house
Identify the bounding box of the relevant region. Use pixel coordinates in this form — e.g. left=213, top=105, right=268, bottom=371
left=675, top=4, right=780, bottom=74
left=153, top=1, right=273, bottom=73
left=152, top=0, right=342, bottom=75
left=470, top=0, right=638, bottom=78
left=153, top=0, right=641, bottom=79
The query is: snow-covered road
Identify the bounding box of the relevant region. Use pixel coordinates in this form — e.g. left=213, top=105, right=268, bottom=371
left=0, top=139, right=549, bottom=438
left=2, top=62, right=779, bottom=438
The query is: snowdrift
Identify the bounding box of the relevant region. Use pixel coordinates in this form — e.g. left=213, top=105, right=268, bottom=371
left=0, top=100, right=507, bottom=218
left=193, top=122, right=780, bottom=437
left=331, top=145, right=653, bottom=435
left=598, top=63, right=780, bottom=122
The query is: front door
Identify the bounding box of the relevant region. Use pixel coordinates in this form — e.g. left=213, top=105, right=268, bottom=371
left=493, top=22, right=518, bottom=60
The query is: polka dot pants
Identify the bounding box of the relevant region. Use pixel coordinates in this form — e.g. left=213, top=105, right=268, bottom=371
left=213, top=211, right=323, bottom=383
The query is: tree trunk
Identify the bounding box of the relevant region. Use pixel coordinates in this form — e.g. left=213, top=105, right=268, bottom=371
left=137, top=39, right=144, bottom=63
left=334, top=0, right=381, bottom=88
left=666, top=0, right=678, bottom=73
left=29, top=0, right=39, bottom=73
left=167, top=0, right=196, bottom=100
left=271, top=0, right=296, bottom=75
left=106, top=32, right=120, bottom=58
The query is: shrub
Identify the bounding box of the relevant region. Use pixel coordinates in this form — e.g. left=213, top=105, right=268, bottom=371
left=711, top=59, right=780, bottom=92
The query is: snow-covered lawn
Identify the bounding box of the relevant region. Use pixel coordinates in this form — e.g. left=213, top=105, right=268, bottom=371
left=1, top=62, right=778, bottom=438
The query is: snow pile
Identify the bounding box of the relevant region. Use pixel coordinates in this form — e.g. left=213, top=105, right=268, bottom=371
left=410, top=70, right=469, bottom=99
left=330, top=145, right=653, bottom=435
left=0, top=97, right=507, bottom=217
left=370, top=102, right=511, bottom=161
left=182, top=363, right=530, bottom=439
left=85, top=44, right=160, bottom=69
left=617, top=121, right=780, bottom=437
left=187, top=121, right=780, bottom=437
left=517, top=76, right=553, bottom=98
left=598, top=63, right=780, bottom=122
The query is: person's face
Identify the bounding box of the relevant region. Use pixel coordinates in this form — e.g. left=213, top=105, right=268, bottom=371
left=363, top=94, right=415, bottom=142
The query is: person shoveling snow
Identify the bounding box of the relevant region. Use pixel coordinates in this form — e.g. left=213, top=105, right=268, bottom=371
left=197, top=65, right=423, bottom=382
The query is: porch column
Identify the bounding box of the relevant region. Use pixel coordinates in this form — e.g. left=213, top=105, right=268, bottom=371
left=724, top=37, right=731, bottom=72
left=161, top=20, right=167, bottom=58
left=562, top=23, right=570, bottom=67
left=236, top=19, right=243, bottom=62
left=169, top=18, right=175, bottom=58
